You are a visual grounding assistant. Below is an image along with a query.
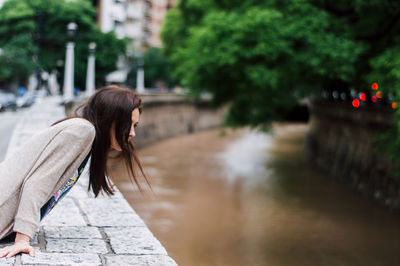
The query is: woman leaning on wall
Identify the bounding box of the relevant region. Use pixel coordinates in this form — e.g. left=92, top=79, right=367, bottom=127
left=0, top=85, right=150, bottom=258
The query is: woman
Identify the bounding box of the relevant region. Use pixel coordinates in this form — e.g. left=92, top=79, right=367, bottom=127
left=0, top=85, right=148, bottom=258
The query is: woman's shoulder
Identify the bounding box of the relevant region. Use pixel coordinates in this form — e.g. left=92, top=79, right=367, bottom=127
left=61, top=117, right=94, bottom=128
left=56, top=118, right=96, bottom=139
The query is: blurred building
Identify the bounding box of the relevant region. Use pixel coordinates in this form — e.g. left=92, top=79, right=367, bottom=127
left=93, top=0, right=175, bottom=84
left=148, top=0, right=175, bottom=47
left=94, top=0, right=176, bottom=48
left=96, top=0, right=127, bottom=39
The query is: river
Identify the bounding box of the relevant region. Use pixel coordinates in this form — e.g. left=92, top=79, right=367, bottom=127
left=114, top=123, right=400, bottom=266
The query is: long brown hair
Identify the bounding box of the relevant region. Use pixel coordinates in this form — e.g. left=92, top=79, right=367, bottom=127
left=54, top=85, right=150, bottom=197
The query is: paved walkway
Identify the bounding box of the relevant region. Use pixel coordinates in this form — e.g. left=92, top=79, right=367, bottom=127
left=0, top=96, right=177, bottom=266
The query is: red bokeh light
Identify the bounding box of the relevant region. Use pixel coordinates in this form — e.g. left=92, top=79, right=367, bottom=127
left=371, top=96, right=378, bottom=103
left=376, top=91, right=382, bottom=98
left=372, top=83, right=378, bottom=90
left=360, top=93, right=366, bottom=101
left=392, top=102, right=397, bottom=109
left=352, top=99, right=360, bottom=108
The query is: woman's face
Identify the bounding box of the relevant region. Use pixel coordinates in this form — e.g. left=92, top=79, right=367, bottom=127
left=110, top=108, right=140, bottom=151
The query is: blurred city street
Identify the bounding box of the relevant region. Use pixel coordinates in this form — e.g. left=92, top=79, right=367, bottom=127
left=0, top=111, right=19, bottom=162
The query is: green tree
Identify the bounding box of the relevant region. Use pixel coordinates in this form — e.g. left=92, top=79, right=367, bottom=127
left=162, top=0, right=400, bottom=126
left=0, top=35, right=36, bottom=85
left=127, top=47, right=173, bottom=89
left=0, top=0, right=125, bottom=90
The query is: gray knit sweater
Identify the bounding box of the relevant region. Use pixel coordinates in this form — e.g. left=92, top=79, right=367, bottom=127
left=0, top=117, right=95, bottom=239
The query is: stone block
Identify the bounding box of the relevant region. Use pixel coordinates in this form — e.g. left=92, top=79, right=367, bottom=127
left=76, top=173, right=90, bottom=189
left=104, top=255, right=178, bottom=266
left=74, top=171, right=124, bottom=199
left=104, top=227, right=167, bottom=255
left=21, top=250, right=101, bottom=265
left=31, top=233, right=39, bottom=245
left=78, top=199, right=146, bottom=227
left=87, top=190, right=125, bottom=199
left=79, top=198, right=133, bottom=212
left=0, top=257, right=15, bottom=266
left=88, top=212, right=145, bottom=227
left=43, top=226, right=102, bottom=239
left=46, top=239, right=108, bottom=254
left=41, top=198, right=86, bottom=227
left=65, top=184, right=90, bottom=199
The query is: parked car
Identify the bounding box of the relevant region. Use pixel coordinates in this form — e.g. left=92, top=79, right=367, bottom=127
left=16, top=91, right=36, bottom=108
left=33, top=89, right=49, bottom=99
left=0, top=92, right=17, bottom=112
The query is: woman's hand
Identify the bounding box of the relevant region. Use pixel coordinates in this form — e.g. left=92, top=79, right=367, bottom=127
left=0, top=233, right=34, bottom=258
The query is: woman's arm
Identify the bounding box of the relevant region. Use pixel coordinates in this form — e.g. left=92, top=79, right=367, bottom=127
left=13, top=122, right=95, bottom=239
left=0, top=232, right=34, bottom=258
left=0, top=120, right=95, bottom=258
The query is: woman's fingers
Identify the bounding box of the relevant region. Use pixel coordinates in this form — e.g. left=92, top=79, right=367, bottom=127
left=28, top=246, right=35, bottom=257
left=0, top=243, right=35, bottom=258
left=5, top=246, right=19, bottom=258
left=0, top=247, right=10, bottom=258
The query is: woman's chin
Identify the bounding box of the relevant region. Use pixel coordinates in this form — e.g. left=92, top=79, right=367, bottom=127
left=111, top=146, right=122, bottom=152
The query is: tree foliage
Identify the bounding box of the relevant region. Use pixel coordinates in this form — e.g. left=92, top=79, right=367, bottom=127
left=162, top=0, right=400, bottom=126
left=126, top=47, right=173, bottom=89
left=0, top=35, right=36, bottom=84
left=0, top=0, right=125, bottom=89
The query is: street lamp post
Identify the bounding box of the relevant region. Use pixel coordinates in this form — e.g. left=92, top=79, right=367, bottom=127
left=35, top=10, right=43, bottom=91
left=63, top=22, right=77, bottom=103
left=85, top=42, right=96, bottom=97
left=136, top=28, right=146, bottom=94
left=136, top=50, right=145, bottom=94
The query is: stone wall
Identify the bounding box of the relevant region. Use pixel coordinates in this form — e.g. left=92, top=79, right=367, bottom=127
left=305, top=101, right=400, bottom=210
left=134, top=94, right=227, bottom=148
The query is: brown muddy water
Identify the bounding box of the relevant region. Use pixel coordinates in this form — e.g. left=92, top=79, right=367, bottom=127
left=113, top=123, right=400, bottom=266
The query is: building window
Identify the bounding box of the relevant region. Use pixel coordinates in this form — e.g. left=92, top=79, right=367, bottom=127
left=114, top=20, right=123, bottom=30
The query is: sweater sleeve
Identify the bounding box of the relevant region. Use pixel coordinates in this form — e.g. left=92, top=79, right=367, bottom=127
left=13, top=122, right=95, bottom=238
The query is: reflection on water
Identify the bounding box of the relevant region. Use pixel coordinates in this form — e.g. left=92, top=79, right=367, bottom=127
left=218, top=130, right=274, bottom=184
left=114, top=124, right=400, bottom=266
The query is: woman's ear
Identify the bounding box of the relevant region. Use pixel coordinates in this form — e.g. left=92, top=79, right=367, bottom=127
left=109, top=122, right=122, bottom=151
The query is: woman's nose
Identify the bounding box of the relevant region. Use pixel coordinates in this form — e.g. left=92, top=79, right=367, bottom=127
left=129, top=129, right=136, bottom=140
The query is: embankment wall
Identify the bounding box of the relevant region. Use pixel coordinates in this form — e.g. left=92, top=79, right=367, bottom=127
left=305, top=101, right=400, bottom=210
